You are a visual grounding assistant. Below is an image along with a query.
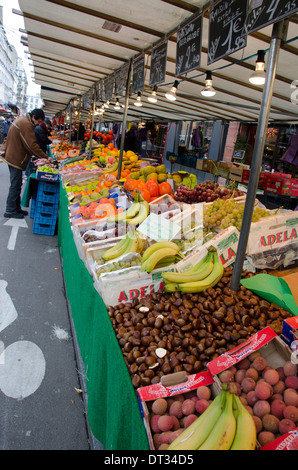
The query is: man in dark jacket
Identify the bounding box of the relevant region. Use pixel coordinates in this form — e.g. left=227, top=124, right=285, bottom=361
left=1, top=109, right=51, bottom=219
left=3, top=115, right=12, bottom=137
left=34, top=118, right=52, bottom=153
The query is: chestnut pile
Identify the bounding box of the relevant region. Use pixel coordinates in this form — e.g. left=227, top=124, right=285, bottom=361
left=108, top=268, right=292, bottom=388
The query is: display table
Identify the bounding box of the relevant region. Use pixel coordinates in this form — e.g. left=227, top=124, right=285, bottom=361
left=57, top=185, right=149, bottom=450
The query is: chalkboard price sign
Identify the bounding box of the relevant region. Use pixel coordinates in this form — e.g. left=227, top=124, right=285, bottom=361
left=104, top=74, right=115, bottom=101
left=243, top=0, right=298, bottom=36
left=149, top=40, right=168, bottom=87
left=208, top=0, right=248, bottom=65
left=115, top=62, right=130, bottom=97
left=176, top=13, right=203, bottom=77
left=132, top=54, right=145, bottom=93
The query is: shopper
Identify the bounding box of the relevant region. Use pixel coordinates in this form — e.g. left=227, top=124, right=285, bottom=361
left=3, top=115, right=13, bottom=137
left=34, top=118, right=52, bottom=153
left=0, top=117, right=4, bottom=145
left=1, top=108, right=50, bottom=219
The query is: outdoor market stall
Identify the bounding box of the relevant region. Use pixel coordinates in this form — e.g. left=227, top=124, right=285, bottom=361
left=18, top=0, right=298, bottom=451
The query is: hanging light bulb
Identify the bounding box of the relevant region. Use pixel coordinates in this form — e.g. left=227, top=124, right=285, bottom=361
left=201, top=71, right=216, bottom=97
left=148, top=85, right=158, bottom=103
left=249, top=50, right=266, bottom=85
left=165, top=80, right=179, bottom=101
left=134, top=91, right=143, bottom=107
left=114, top=99, right=121, bottom=110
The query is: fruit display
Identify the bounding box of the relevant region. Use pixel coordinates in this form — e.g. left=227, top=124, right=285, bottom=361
left=140, top=241, right=184, bottom=273
left=203, top=197, right=271, bottom=232
left=124, top=177, right=173, bottom=203
left=174, top=180, right=244, bottom=204
left=216, top=354, right=298, bottom=447
left=162, top=247, right=224, bottom=293
left=35, top=164, right=59, bottom=173
left=107, top=193, right=149, bottom=227
left=165, top=390, right=256, bottom=450
left=107, top=268, right=292, bottom=388
left=101, top=230, right=147, bottom=262
left=95, top=256, right=142, bottom=276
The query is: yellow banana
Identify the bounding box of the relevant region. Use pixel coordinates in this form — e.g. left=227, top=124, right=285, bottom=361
left=230, top=395, right=257, bottom=450
left=141, top=248, right=180, bottom=273
left=102, top=233, right=131, bottom=261
left=168, top=391, right=226, bottom=451
left=162, top=251, right=213, bottom=283
left=178, top=251, right=224, bottom=293
left=142, top=241, right=181, bottom=263
left=107, top=202, right=140, bottom=224
left=164, top=282, right=179, bottom=292
left=155, top=256, right=178, bottom=269
left=123, top=233, right=139, bottom=255
left=128, top=201, right=149, bottom=227
left=198, top=391, right=236, bottom=450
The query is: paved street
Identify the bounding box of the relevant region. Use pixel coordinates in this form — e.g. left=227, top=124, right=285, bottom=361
left=0, top=160, right=91, bottom=450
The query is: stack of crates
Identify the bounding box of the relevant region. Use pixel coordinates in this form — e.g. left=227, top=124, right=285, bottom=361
left=32, top=181, right=60, bottom=236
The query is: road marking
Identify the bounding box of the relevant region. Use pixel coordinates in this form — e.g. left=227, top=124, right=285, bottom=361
left=0, top=280, right=18, bottom=333
left=4, top=218, right=28, bottom=250
left=0, top=341, right=46, bottom=399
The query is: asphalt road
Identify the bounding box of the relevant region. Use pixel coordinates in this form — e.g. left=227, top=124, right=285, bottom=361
left=0, top=160, right=92, bottom=450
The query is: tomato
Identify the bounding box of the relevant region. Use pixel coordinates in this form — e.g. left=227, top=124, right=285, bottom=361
left=133, top=188, right=151, bottom=202
left=146, top=178, right=159, bottom=197
left=159, top=182, right=172, bottom=196
left=108, top=130, right=113, bottom=135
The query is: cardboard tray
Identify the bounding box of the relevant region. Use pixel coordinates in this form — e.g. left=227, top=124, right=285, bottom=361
left=137, top=371, right=218, bottom=450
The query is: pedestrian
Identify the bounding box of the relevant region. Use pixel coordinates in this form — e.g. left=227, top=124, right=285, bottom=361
left=3, top=115, right=13, bottom=137
left=0, top=117, right=5, bottom=145
left=1, top=108, right=51, bottom=219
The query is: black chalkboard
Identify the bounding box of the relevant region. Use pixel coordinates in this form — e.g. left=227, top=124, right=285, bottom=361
left=132, top=54, right=145, bottom=93
left=104, top=74, right=115, bottom=101
left=149, top=40, right=168, bottom=87
left=115, top=62, right=130, bottom=97
left=176, top=13, right=203, bottom=77
left=243, top=0, right=298, bottom=35
left=208, top=0, right=248, bottom=65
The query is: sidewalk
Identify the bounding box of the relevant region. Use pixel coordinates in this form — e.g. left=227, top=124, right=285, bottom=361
left=0, top=161, right=91, bottom=450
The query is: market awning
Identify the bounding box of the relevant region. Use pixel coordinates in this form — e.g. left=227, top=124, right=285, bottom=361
left=16, top=0, right=298, bottom=122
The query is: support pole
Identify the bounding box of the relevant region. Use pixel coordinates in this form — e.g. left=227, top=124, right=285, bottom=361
left=88, top=88, right=96, bottom=159
left=117, top=61, right=132, bottom=181
left=69, top=106, right=72, bottom=145
left=230, top=21, right=286, bottom=292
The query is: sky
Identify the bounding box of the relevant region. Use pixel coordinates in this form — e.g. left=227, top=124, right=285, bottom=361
left=1, top=0, right=40, bottom=95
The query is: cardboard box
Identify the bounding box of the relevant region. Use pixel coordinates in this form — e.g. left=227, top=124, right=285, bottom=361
left=265, top=174, right=292, bottom=195
left=229, top=167, right=243, bottom=183
left=259, top=429, right=298, bottom=450
left=175, top=226, right=240, bottom=272
left=289, top=179, right=298, bottom=197
left=207, top=326, right=289, bottom=376
left=196, top=159, right=204, bottom=171
left=137, top=371, right=217, bottom=450
left=241, top=170, right=269, bottom=188
left=207, top=327, right=294, bottom=451
left=246, top=212, right=298, bottom=270
left=281, top=316, right=298, bottom=347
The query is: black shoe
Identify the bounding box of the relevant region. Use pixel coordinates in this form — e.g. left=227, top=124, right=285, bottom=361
left=4, top=212, right=24, bottom=219
left=18, top=209, right=28, bottom=216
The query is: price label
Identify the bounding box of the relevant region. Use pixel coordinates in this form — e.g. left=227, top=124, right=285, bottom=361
left=176, top=13, right=203, bottom=77
left=208, top=0, right=248, bottom=65
left=243, top=0, right=298, bottom=35
left=137, top=213, right=181, bottom=242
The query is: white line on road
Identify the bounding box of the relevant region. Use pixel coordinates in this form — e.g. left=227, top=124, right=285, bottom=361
left=4, top=218, right=28, bottom=250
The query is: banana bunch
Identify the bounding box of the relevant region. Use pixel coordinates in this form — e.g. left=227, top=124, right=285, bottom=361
left=107, top=193, right=149, bottom=227
left=162, top=247, right=224, bottom=293
left=140, top=241, right=184, bottom=273
left=102, top=230, right=147, bottom=262
left=168, top=390, right=257, bottom=451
